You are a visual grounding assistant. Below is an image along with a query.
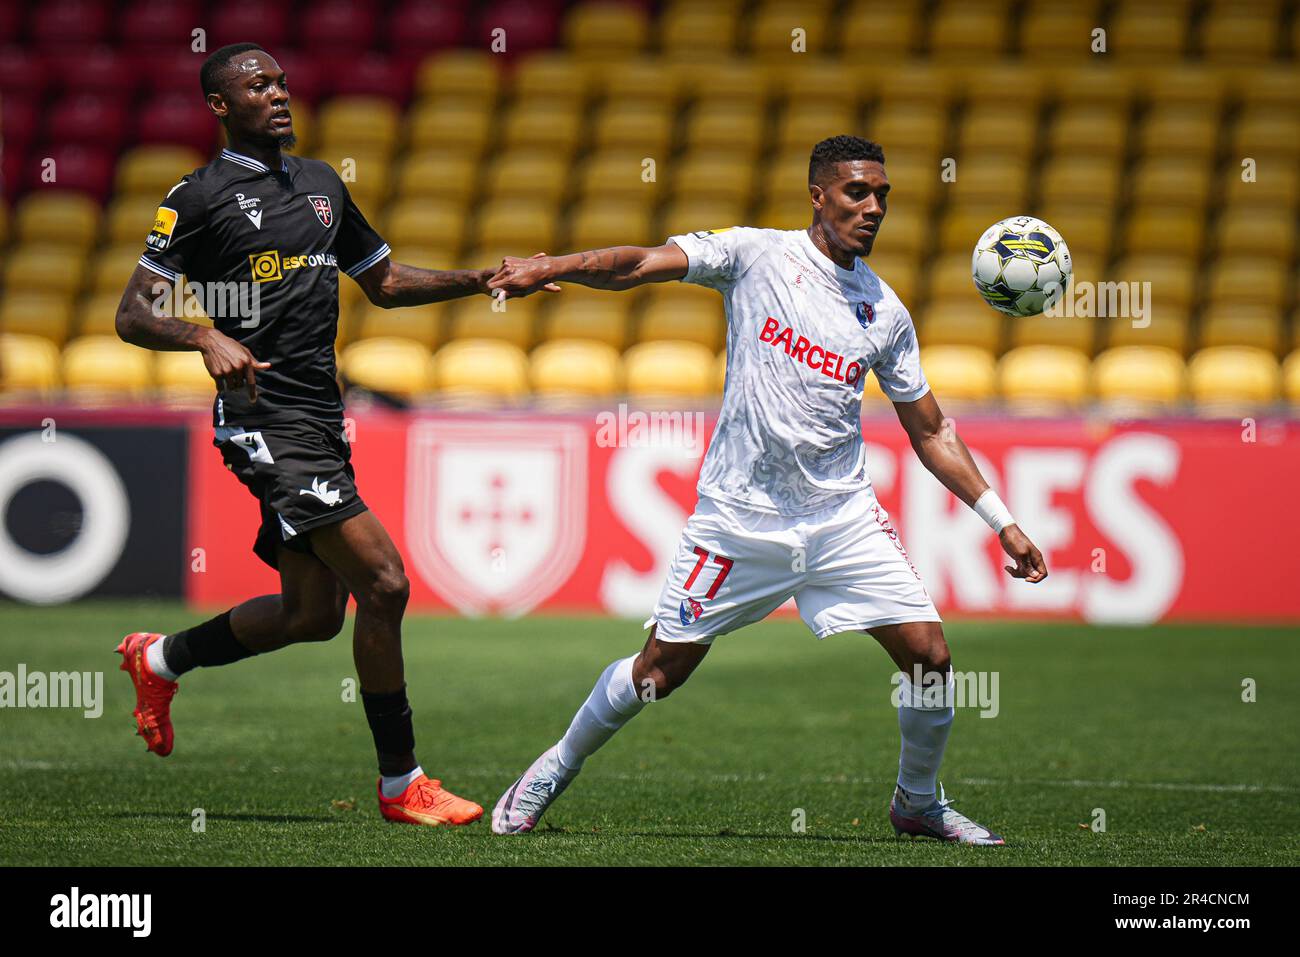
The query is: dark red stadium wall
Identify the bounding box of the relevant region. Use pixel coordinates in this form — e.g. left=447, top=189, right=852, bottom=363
left=185, top=410, right=1300, bottom=624
left=0, top=410, right=189, bottom=603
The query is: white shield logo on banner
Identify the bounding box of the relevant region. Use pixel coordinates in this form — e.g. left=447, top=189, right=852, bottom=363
left=406, top=420, right=587, bottom=616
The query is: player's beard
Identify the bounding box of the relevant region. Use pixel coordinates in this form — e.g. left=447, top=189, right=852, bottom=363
left=275, top=130, right=298, bottom=152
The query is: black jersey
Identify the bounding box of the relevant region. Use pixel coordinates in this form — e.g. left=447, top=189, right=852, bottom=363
left=139, top=148, right=390, bottom=421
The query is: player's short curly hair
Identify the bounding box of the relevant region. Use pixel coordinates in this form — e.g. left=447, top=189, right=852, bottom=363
left=201, top=42, right=268, bottom=98
left=808, top=135, right=886, bottom=185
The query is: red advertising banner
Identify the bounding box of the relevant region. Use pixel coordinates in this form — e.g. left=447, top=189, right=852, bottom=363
left=186, top=410, right=1300, bottom=624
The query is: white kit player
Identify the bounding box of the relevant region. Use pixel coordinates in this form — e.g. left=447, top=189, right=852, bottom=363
left=485, top=136, right=1048, bottom=844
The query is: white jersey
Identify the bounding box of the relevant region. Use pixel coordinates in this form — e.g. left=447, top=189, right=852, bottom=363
left=668, top=226, right=929, bottom=516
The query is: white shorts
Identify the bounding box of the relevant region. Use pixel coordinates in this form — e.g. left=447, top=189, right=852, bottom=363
left=646, top=490, right=941, bottom=644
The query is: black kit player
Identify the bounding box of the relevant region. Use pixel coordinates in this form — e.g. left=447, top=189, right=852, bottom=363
left=113, top=44, right=540, bottom=826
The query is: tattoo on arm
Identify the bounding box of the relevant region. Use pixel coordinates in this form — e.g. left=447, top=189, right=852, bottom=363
left=115, top=269, right=212, bottom=351
left=379, top=262, right=490, bottom=306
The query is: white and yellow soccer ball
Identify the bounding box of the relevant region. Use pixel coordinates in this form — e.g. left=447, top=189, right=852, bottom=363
left=971, top=216, right=1072, bottom=317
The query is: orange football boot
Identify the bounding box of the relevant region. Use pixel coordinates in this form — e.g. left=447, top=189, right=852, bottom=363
left=116, top=632, right=178, bottom=757
left=377, top=773, right=484, bottom=827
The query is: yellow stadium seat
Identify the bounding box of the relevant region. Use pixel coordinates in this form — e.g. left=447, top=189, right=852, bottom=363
left=105, top=195, right=161, bottom=245
left=1039, top=156, right=1123, bottom=206
left=842, top=4, right=921, bottom=61
left=1201, top=10, right=1277, bottom=62
left=484, top=151, right=570, bottom=202
left=962, top=64, right=1051, bottom=111
left=91, top=244, right=147, bottom=292
left=1231, top=108, right=1300, bottom=158
left=567, top=199, right=656, bottom=249
left=0, top=332, right=61, bottom=395
left=354, top=302, right=445, bottom=349
left=1223, top=154, right=1299, bottom=208
left=1187, top=345, right=1280, bottom=411
left=937, top=208, right=1007, bottom=261
left=1111, top=255, right=1196, bottom=311
left=509, top=51, right=590, bottom=102
left=1206, top=258, right=1288, bottom=307
left=878, top=148, right=940, bottom=210
left=499, top=99, right=584, bottom=155
left=773, top=102, right=858, bottom=156
left=638, top=290, right=725, bottom=351
left=115, top=146, right=205, bottom=197
left=748, top=4, right=832, bottom=59
left=1145, top=66, right=1227, bottom=109
left=565, top=2, right=650, bottom=60
left=659, top=199, right=746, bottom=240
left=675, top=59, right=770, bottom=103
left=773, top=58, right=861, bottom=111
left=0, top=292, right=75, bottom=345
left=315, top=97, right=400, bottom=155
left=407, top=98, right=492, bottom=155
left=383, top=199, right=467, bottom=252
left=1123, top=207, right=1204, bottom=259
left=867, top=205, right=926, bottom=258
left=591, top=102, right=675, bottom=155
left=757, top=197, right=812, bottom=232
left=531, top=339, right=622, bottom=400
left=310, top=149, right=390, bottom=208
left=1283, top=348, right=1300, bottom=404
left=875, top=62, right=956, bottom=109
left=715, top=348, right=728, bottom=393
left=341, top=337, right=435, bottom=399
left=918, top=298, right=1004, bottom=352
left=1010, top=313, right=1098, bottom=354
left=447, top=296, right=540, bottom=350
left=62, top=335, right=153, bottom=398
left=155, top=350, right=215, bottom=405
left=432, top=338, right=529, bottom=401
left=1110, top=4, right=1187, bottom=59
left=540, top=291, right=633, bottom=350
left=1104, top=310, right=1192, bottom=354
left=75, top=292, right=124, bottom=338
left=1091, top=345, right=1186, bottom=410
left=956, top=106, right=1037, bottom=156
left=1019, top=4, right=1100, bottom=59
left=660, top=4, right=737, bottom=59
left=671, top=152, right=757, bottom=205
left=682, top=102, right=764, bottom=155
left=1054, top=65, right=1132, bottom=109
left=948, top=155, right=1031, bottom=208
left=413, top=50, right=500, bottom=104
left=870, top=104, right=946, bottom=155
left=1047, top=106, right=1128, bottom=158
left=1215, top=207, right=1294, bottom=262
left=393, top=150, right=478, bottom=202
left=1131, top=157, right=1210, bottom=206
left=863, top=252, right=920, bottom=306
left=3, top=244, right=87, bottom=297
left=998, top=345, right=1091, bottom=409
left=1036, top=204, right=1112, bottom=261
left=578, top=150, right=668, bottom=202
left=929, top=2, right=1008, bottom=58
left=1198, top=307, right=1284, bottom=354
left=473, top=200, right=558, bottom=252
left=623, top=340, right=716, bottom=399
left=601, top=59, right=683, bottom=106
left=918, top=344, right=996, bottom=402
left=1138, top=106, right=1220, bottom=157
left=13, top=192, right=99, bottom=250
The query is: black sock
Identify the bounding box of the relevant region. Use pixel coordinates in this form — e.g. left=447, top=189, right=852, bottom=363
left=162, top=610, right=254, bottom=676
left=361, top=685, right=417, bottom=777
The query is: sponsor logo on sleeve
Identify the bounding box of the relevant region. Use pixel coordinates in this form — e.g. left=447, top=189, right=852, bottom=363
left=145, top=207, right=178, bottom=251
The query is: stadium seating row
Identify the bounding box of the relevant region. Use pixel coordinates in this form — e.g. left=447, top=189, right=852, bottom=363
left=3, top=332, right=1297, bottom=413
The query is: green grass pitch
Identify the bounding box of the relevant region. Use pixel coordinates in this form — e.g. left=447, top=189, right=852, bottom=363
left=1, top=600, right=1297, bottom=866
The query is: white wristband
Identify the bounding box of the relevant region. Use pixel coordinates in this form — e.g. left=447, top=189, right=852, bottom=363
left=973, top=489, right=1015, bottom=534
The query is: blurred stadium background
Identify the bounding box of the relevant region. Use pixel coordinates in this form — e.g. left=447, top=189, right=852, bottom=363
left=0, top=0, right=1298, bottom=410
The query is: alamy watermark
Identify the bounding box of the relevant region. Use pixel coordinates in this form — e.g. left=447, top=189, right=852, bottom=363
left=595, top=403, right=706, bottom=454
left=890, top=666, right=1000, bottom=718
left=0, top=665, right=103, bottom=718
left=151, top=278, right=262, bottom=328
left=1043, top=276, right=1152, bottom=328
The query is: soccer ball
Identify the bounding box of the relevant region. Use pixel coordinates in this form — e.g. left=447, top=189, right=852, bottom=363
left=971, top=216, right=1072, bottom=317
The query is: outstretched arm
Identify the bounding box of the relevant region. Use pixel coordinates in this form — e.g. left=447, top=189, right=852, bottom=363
left=353, top=256, right=494, bottom=308
left=487, top=243, right=689, bottom=297
left=893, top=390, right=1048, bottom=583
left=116, top=264, right=269, bottom=400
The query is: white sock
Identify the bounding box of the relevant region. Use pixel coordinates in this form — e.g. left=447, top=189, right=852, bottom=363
left=895, top=670, right=954, bottom=809
left=555, top=655, right=646, bottom=773
left=146, top=637, right=179, bottom=682
left=380, top=765, right=424, bottom=799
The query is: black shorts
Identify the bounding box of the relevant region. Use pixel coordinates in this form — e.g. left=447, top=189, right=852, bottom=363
left=214, top=415, right=368, bottom=569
